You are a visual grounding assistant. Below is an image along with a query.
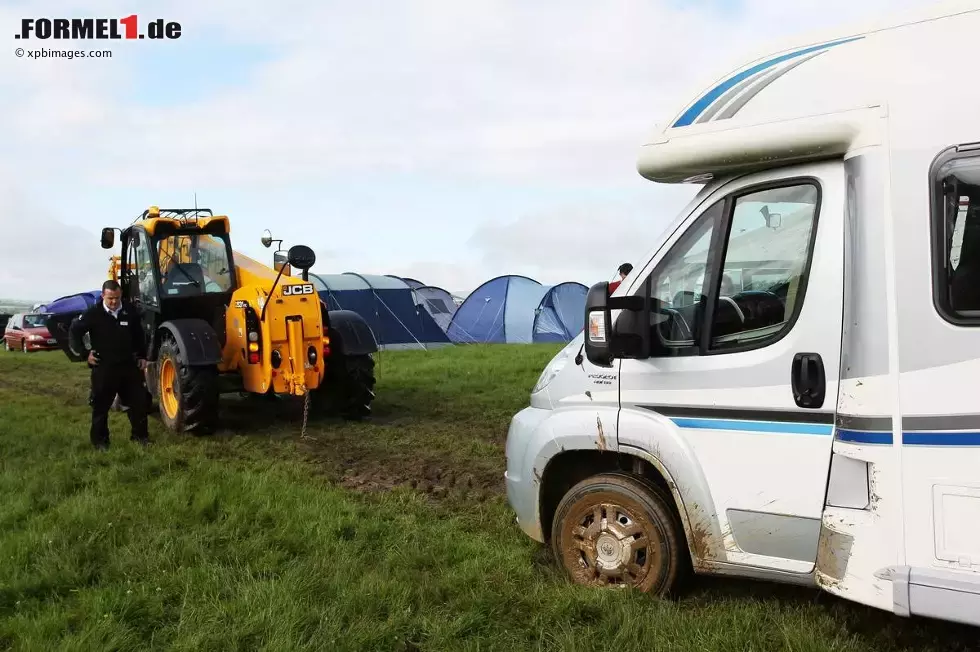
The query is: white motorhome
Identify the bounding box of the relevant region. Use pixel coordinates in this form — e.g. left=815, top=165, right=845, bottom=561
left=505, top=1, right=980, bottom=627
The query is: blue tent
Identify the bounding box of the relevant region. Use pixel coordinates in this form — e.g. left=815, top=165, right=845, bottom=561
left=446, top=275, right=551, bottom=344
left=413, top=285, right=458, bottom=334
left=39, top=290, right=102, bottom=314
left=310, top=272, right=451, bottom=350
left=532, top=282, right=588, bottom=343
left=388, top=275, right=425, bottom=290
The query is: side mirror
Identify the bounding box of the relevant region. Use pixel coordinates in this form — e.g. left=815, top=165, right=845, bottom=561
left=287, top=244, right=316, bottom=271
left=100, top=228, right=115, bottom=249
left=261, top=229, right=273, bottom=248
left=584, top=281, right=650, bottom=367
left=584, top=282, right=614, bottom=367
left=761, top=206, right=782, bottom=230
left=273, top=251, right=291, bottom=275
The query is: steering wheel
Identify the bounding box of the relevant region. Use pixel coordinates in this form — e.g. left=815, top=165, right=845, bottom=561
left=717, top=295, right=745, bottom=324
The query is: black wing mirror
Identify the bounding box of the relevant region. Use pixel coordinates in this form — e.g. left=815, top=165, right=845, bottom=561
left=287, top=245, right=316, bottom=271
left=100, top=228, right=115, bottom=249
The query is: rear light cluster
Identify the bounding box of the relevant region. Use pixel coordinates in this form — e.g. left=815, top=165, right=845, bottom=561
left=323, top=335, right=331, bottom=358
left=244, top=306, right=261, bottom=365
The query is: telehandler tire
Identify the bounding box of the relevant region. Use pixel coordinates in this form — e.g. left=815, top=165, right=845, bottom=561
left=155, top=334, right=220, bottom=435
left=314, top=353, right=376, bottom=420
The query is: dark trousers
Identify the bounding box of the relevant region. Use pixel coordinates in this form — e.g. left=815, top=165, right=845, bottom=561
left=90, top=363, right=149, bottom=447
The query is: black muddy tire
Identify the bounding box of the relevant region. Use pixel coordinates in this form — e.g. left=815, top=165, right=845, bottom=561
left=155, top=334, right=220, bottom=435
left=551, top=472, right=691, bottom=598
left=313, top=353, right=376, bottom=420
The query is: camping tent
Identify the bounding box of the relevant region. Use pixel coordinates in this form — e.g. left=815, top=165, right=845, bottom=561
left=446, top=275, right=552, bottom=344
left=388, top=275, right=425, bottom=290
left=531, top=281, right=588, bottom=343
left=413, top=285, right=459, bottom=334
left=310, top=272, right=451, bottom=350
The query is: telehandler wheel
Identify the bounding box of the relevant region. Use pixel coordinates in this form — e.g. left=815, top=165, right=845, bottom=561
left=314, top=353, right=376, bottom=420
left=551, top=472, right=690, bottom=598
left=156, top=335, right=220, bottom=435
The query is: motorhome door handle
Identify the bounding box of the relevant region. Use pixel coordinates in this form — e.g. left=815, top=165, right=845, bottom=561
left=791, top=352, right=825, bottom=409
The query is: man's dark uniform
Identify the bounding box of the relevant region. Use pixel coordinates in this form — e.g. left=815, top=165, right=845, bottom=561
left=69, top=301, right=149, bottom=448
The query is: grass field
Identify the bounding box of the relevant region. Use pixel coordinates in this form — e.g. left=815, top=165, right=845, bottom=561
left=0, top=345, right=975, bottom=651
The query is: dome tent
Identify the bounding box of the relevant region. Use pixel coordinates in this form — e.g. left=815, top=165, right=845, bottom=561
left=531, top=281, right=588, bottom=343
left=413, top=285, right=458, bottom=334
left=310, top=272, right=451, bottom=350
left=446, top=275, right=550, bottom=344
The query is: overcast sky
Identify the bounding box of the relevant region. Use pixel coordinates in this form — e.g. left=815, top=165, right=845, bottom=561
left=0, top=0, right=926, bottom=301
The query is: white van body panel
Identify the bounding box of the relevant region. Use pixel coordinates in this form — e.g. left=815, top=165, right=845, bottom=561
left=505, top=0, right=980, bottom=627
left=618, top=159, right=846, bottom=577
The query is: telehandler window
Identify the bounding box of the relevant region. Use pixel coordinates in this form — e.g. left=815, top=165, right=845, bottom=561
left=156, top=234, right=234, bottom=295
left=931, top=148, right=980, bottom=323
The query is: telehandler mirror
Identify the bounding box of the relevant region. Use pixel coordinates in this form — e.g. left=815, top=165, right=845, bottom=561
left=287, top=245, right=316, bottom=271
left=100, top=228, right=115, bottom=249
left=261, top=229, right=273, bottom=248
left=273, top=251, right=291, bottom=275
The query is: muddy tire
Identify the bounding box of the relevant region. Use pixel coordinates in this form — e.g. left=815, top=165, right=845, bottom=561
left=551, top=472, right=690, bottom=597
left=313, top=353, right=376, bottom=420
left=155, top=334, right=219, bottom=435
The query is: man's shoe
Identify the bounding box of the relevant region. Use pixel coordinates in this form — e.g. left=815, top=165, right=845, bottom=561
left=93, top=442, right=109, bottom=451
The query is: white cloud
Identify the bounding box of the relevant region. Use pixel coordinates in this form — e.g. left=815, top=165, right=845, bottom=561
left=0, top=0, right=927, bottom=300
left=0, top=176, right=111, bottom=302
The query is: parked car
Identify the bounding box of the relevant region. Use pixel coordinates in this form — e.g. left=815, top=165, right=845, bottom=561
left=3, top=313, right=59, bottom=352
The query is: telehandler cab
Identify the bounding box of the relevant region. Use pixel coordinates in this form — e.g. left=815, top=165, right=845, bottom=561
left=47, top=206, right=379, bottom=434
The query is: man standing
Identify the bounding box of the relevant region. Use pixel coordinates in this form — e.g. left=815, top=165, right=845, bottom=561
left=70, top=280, right=150, bottom=450
left=608, top=262, right=633, bottom=294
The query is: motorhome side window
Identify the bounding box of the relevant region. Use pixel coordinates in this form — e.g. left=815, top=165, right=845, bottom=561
left=644, top=199, right=725, bottom=356
left=708, top=182, right=819, bottom=350
left=643, top=181, right=819, bottom=356
left=932, top=149, right=980, bottom=322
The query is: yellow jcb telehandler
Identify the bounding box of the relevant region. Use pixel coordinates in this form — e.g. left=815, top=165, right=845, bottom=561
left=47, top=206, right=379, bottom=434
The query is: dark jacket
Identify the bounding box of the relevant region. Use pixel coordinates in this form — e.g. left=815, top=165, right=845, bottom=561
left=69, top=301, right=147, bottom=366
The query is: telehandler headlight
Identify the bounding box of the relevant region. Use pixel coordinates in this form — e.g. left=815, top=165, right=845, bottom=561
left=307, top=346, right=317, bottom=366
left=271, top=350, right=282, bottom=369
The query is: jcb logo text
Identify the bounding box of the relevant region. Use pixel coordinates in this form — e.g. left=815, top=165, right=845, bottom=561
left=282, top=284, right=314, bottom=296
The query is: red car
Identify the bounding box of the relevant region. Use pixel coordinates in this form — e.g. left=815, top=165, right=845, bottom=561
left=3, top=313, right=59, bottom=352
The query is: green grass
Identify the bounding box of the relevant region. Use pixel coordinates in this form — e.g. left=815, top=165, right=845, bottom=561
left=0, top=346, right=975, bottom=651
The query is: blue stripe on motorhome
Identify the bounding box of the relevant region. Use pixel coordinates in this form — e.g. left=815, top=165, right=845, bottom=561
left=670, top=417, right=833, bottom=435
left=835, top=430, right=980, bottom=446
left=671, top=35, right=864, bottom=128
left=664, top=420, right=980, bottom=447
left=835, top=429, right=894, bottom=445
left=904, top=431, right=980, bottom=446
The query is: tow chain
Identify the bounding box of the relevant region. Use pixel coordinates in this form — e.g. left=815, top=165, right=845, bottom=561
left=300, top=387, right=312, bottom=440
